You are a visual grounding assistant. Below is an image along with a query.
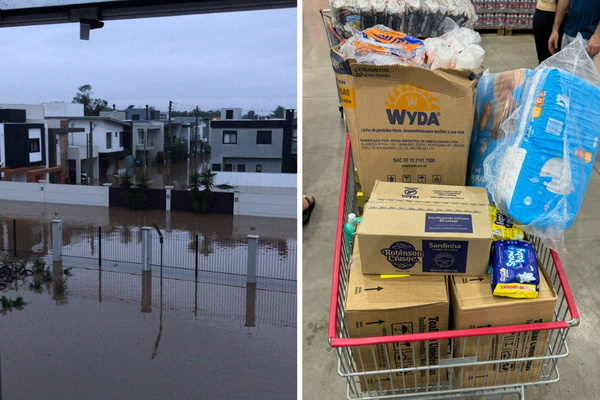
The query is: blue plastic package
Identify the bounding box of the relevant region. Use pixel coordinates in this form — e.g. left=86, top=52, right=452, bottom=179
left=491, top=240, right=539, bottom=299
left=484, top=67, right=600, bottom=251
left=467, top=69, right=532, bottom=191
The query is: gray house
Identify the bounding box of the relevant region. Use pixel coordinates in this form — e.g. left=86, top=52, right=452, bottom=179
left=210, top=108, right=295, bottom=173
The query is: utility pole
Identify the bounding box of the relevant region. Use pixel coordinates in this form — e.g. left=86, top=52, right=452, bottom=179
left=195, top=106, right=199, bottom=159
left=167, top=101, right=172, bottom=165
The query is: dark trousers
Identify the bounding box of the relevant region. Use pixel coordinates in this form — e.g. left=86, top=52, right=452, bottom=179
left=533, top=8, right=566, bottom=63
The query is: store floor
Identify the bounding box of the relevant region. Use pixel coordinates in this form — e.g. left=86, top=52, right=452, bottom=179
left=302, top=1, right=600, bottom=399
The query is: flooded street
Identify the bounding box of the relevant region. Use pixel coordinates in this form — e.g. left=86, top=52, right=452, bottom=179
left=0, top=199, right=297, bottom=399
left=101, top=156, right=211, bottom=190
left=0, top=267, right=296, bottom=399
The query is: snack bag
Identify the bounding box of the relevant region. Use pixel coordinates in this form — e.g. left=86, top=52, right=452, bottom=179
left=491, top=241, right=539, bottom=299
left=489, top=205, right=525, bottom=241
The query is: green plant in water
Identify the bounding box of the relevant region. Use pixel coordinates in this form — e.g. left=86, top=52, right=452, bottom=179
left=42, top=267, right=52, bottom=283
left=29, top=277, right=43, bottom=290
left=32, top=257, right=46, bottom=273
left=0, top=295, right=27, bottom=310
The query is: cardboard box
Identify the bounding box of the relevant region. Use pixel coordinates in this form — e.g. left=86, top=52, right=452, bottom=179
left=450, top=264, right=557, bottom=387
left=331, top=46, right=480, bottom=196
left=355, top=181, right=492, bottom=276
left=344, top=243, right=450, bottom=390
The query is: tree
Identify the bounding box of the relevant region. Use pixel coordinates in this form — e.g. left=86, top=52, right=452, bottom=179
left=72, top=84, right=110, bottom=116
left=242, top=110, right=259, bottom=120
left=270, top=105, right=286, bottom=119
left=119, top=173, right=150, bottom=210
left=189, top=169, right=217, bottom=213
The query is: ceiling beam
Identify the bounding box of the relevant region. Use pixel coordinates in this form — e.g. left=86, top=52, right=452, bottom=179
left=0, top=0, right=296, bottom=28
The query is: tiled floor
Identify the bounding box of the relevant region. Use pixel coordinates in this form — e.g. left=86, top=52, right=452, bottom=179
left=302, top=2, right=600, bottom=399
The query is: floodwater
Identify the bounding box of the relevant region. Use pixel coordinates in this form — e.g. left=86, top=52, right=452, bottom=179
left=100, top=156, right=211, bottom=190
left=0, top=201, right=297, bottom=399
left=0, top=265, right=296, bottom=399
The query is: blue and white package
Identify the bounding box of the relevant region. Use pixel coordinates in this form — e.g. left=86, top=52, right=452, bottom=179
left=484, top=67, right=600, bottom=251
left=467, top=69, right=532, bottom=190
left=491, top=240, right=539, bottom=299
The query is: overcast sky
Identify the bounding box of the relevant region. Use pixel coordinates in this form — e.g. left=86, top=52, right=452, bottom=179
left=0, top=7, right=297, bottom=116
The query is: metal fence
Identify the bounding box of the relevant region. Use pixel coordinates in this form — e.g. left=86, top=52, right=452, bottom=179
left=0, top=218, right=297, bottom=282
left=17, top=265, right=296, bottom=329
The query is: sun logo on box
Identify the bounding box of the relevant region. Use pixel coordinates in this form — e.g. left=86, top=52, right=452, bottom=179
left=385, top=82, right=441, bottom=126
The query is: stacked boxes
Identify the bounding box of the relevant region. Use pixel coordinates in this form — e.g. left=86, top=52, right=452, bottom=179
left=355, top=181, right=493, bottom=276
left=450, top=264, right=557, bottom=386
left=345, top=243, right=450, bottom=390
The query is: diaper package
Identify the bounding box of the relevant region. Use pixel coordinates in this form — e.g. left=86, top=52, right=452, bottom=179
left=489, top=205, right=524, bottom=241
left=492, top=240, right=539, bottom=299
left=467, top=69, right=532, bottom=189
left=484, top=36, right=600, bottom=252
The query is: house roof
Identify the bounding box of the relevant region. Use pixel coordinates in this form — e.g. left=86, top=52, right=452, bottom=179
left=46, top=116, right=129, bottom=126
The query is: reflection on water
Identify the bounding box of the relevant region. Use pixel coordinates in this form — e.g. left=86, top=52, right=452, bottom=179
left=101, top=156, right=210, bottom=190
left=0, top=263, right=296, bottom=400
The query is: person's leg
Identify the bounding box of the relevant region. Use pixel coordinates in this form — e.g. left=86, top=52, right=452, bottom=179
left=533, top=9, right=555, bottom=63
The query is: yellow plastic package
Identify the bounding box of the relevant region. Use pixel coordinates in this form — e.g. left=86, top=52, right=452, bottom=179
left=489, top=205, right=524, bottom=241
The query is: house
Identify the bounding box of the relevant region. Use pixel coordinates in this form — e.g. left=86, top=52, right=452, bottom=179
left=47, top=116, right=132, bottom=183
left=209, top=108, right=296, bottom=173
left=133, top=121, right=164, bottom=166
left=0, top=108, right=49, bottom=182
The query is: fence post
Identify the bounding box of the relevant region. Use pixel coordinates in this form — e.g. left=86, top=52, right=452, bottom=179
left=195, top=234, right=199, bottom=279
left=52, top=220, right=63, bottom=262
left=247, top=235, right=258, bottom=284
left=165, top=185, right=174, bottom=211
left=141, top=227, right=152, bottom=271
left=12, top=219, right=16, bottom=257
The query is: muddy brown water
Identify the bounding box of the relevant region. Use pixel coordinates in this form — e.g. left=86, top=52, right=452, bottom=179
left=0, top=201, right=297, bottom=399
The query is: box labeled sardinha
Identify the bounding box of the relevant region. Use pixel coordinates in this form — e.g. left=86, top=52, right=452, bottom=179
left=331, top=44, right=481, bottom=197
left=355, top=181, right=492, bottom=276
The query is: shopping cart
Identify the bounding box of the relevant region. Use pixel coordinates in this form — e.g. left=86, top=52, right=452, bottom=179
left=328, top=134, right=580, bottom=400
left=320, top=8, right=345, bottom=114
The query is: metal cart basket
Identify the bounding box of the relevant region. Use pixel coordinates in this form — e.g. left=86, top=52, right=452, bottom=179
left=328, top=135, right=580, bottom=400
left=320, top=8, right=345, bottom=113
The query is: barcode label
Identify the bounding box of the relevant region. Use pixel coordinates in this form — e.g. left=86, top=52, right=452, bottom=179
left=545, top=118, right=563, bottom=137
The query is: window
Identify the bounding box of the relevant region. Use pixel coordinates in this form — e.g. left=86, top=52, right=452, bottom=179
left=106, top=132, right=112, bottom=149
left=224, top=163, right=233, bottom=171
left=223, top=130, right=237, bottom=144
left=28, top=138, right=40, bottom=153
left=119, top=132, right=124, bottom=147
left=132, top=114, right=140, bottom=121
left=238, top=164, right=246, bottom=172
left=212, top=163, right=222, bottom=171
left=256, top=164, right=262, bottom=173
left=256, top=130, right=272, bottom=145
left=137, top=129, right=145, bottom=146
left=226, top=109, right=233, bottom=120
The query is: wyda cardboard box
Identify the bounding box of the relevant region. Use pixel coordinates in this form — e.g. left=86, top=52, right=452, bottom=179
left=344, top=243, right=449, bottom=391
left=355, top=181, right=492, bottom=276
left=331, top=45, right=480, bottom=196
left=450, top=264, right=557, bottom=387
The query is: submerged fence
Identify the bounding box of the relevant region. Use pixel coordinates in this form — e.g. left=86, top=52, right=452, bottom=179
left=0, top=218, right=297, bottom=282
